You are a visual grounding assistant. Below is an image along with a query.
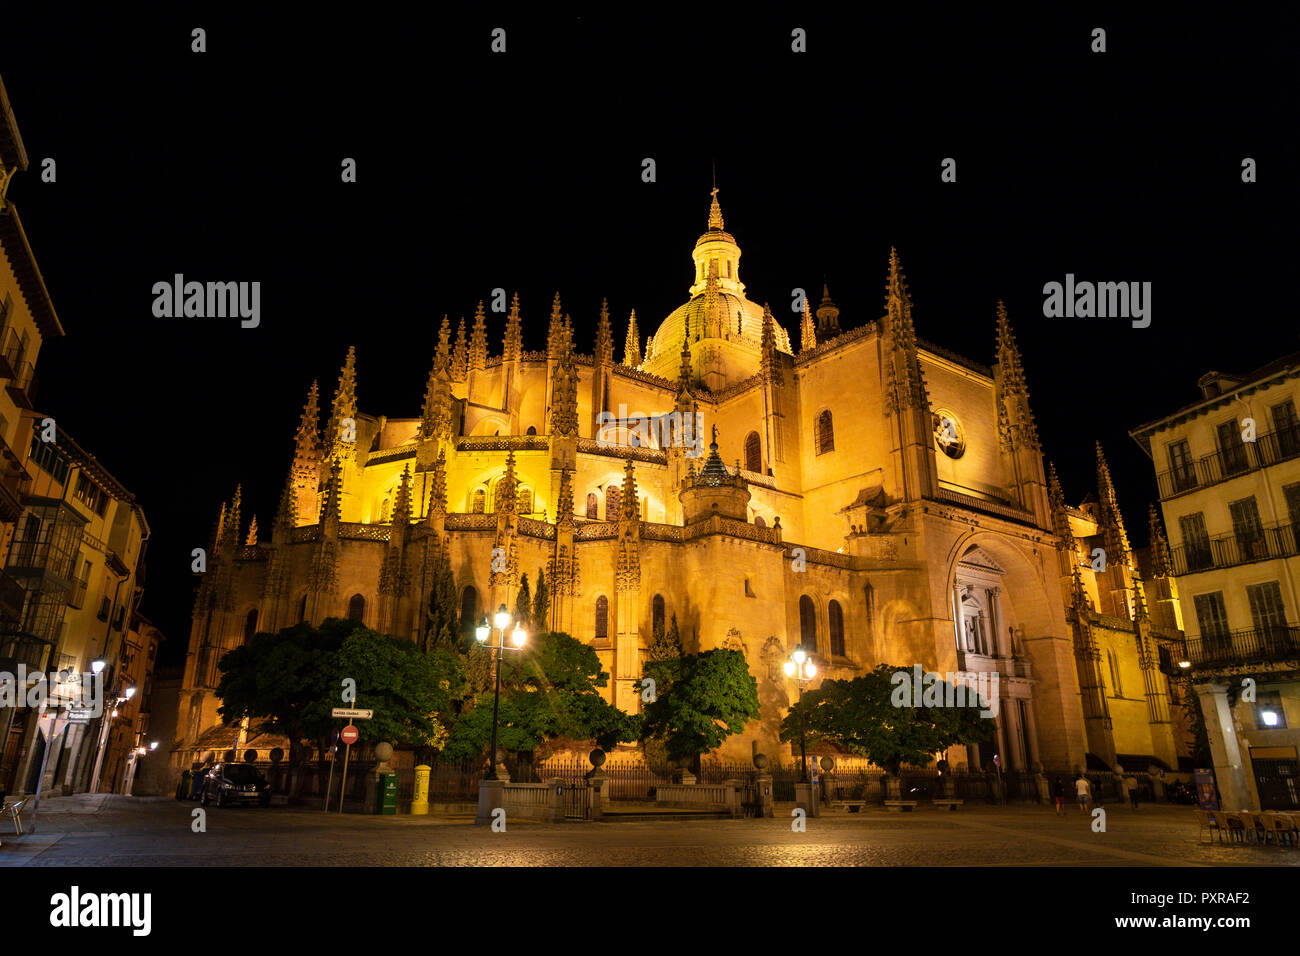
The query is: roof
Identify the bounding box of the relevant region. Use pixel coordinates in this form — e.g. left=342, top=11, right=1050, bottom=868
left=1129, top=350, right=1300, bottom=456
left=46, top=426, right=136, bottom=502
left=0, top=201, right=64, bottom=339
left=0, top=74, right=28, bottom=172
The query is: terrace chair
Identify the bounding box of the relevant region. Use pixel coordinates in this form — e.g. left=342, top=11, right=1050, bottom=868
left=1196, top=809, right=1224, bottom=844
left=1263, top=812, right=1299, bottom=848
left=1222, top=811, right=1248, bottom=844
left=1237, top=810, right=1267, bottom=845
left=2, top=796, right=29, bottom=836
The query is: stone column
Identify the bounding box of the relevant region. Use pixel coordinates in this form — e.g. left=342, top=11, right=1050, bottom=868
left=1194, top=682, right=1257, bottom=810
left=989, top=587, right=1007, bottom=657
left=953, top=583, right=965, bottom=651
left=1004, top=698, right=1024, bottom=770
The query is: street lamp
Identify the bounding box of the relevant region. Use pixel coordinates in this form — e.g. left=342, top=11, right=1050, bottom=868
left=476, top=603, right=527, bottom=780
left=90, top=658, right=106, bottom=675
left=783, top=646, right=817, bottom=783
left=90, top=685, right=140, bottom=794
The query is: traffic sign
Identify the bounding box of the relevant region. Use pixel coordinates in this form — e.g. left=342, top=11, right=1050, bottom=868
left=331, top=708, right=373, bottom=719
left=64, top=708, right=95, bottom=722
left=339, top=725, right=359, bottom=745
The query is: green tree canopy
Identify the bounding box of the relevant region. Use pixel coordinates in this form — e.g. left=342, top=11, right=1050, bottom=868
left=639, top=648, right=758, bottom=763
left=532, top=568, right=550, bottom=633
left=424, top=542, right=460, bottom=652
left=514, top=574, right=533, bottom=631
left=779, top=664, right=995, bottom=774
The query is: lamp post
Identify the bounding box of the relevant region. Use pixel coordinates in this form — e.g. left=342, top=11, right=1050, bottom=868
left=476, top=603, right=527, bottom=780
left=783, top=646, right=816, bottom=783
left=89, top=684, right=135, bottom=794
left=123, top=740, right=158, bottom=796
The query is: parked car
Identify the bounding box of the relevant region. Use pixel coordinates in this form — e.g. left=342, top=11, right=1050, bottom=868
left=200, top=763, right=272, bottom=807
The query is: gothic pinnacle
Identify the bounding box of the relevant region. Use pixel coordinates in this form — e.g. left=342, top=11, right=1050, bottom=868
left=800, top=298, right=816, bottom=352
left=504, top=293, right=522, bottom=361
left=436, top=315, right=451, bottom=371
left=469, top=301, right=488, bottom=371
left=624, top=309, right=642, bottom=366
left=595, top=297, right=613, bottom=364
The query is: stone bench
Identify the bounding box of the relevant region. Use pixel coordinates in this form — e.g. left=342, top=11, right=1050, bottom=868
left=932, top=799, right=964, bottom=811
left=827, top=800, right=868, bottom=813
left=884, top=800, right=919, bottom=812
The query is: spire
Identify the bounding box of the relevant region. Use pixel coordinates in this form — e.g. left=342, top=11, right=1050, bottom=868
left=556, top=468, right=575, bottom=532
left=324, top=347, right=358, bottom=457
left=547, top=292, right=564, bottom=360
left=994, top=300, right=1040, bottom=450
left=498, top=452, right=519, bottom=516
left=224, top=485, right=243, bottom=553
left=562, top=313, right=574, bottom=354
left=293, top=380, right=321, bottom=463
left=319, top=458, right=342, bottom=529
left=620, top=459, right=639, bottom=521
left=1148, top=503, right=1173, bottom=577
left=800, top=298, right=817, bottom=352
left=550, top=339, right=579, bottom=438
left=503, top=293, right=522, bottom=362
left=707, top=183, right=725, bottom=231
left=678, top=313, right=693, bottom=388
left=816, top=282, right=841, bottom=337
left=645, top=334, right=653, bottom=362
left=275, top=468, right=298, bottom=533
left=1096, top=442, right=1132, bottom=561
left=392, top=465, right=412, bottom=529
left=451, top=317, right=468, bottom=381
left=882, top=249, right=926, bottom=413
left=594, top=297, right=613, bottom=365
left=209, top=500, right=228, bottom=559
left=1047, top=462, right=1076, bottom=547
left=429, top=448, right=448, bottom=518
left=469, top=300, right=488, bottom=372
left=760, top=304, right=782, bottom=385
left=623, top=309, right=641, bottom=366
left=435, top=315, right=451, bottom=372
left=245, top=515, right=258, bottom=547
left=419, top=353, right=440, bottom=440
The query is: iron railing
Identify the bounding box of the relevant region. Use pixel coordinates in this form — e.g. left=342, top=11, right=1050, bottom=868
left=1171, top=521, right=1298, bottom=575
left=1155, top=424, right=1300, bottom=500
left=1186, top=624, right=1300, bottom=669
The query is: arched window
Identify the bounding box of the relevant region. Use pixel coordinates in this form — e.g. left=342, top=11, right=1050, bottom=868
left=816, top=410, right=834, bottom=455
left=460, top=586, right=479, bottom=640
left=652, top=594, right=665, bottom=639
left=586, top=492, right=598, bottom=519
left=348, top=593, right=366, bottom=623
left=828, top=600, right=845, bottom=657
left=518, top=486, right=534, bottom=514
left=380, top=497, right=390, bottom=523
left=526, top=425, right=537, bottom=436
left=595, top=596, right=609, bottom=642
left=243, top=608, right=259, bottom=642
left=471, top=488, right=486, bottom=514
left=744, top=431, right=761, bottom=473
left=799, top=595, right=818, bottom=654
left=754, top=514, right=766, bottom=528
left=606, top=485, right=621, bottom=521
left=297, top=594, right=308, bottom=623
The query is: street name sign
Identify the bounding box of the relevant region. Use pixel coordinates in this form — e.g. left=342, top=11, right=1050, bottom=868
left=330, top=708, right=372, bottom=719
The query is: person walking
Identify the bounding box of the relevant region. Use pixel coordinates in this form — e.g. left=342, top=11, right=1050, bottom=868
left=1075, top=773, right=1092, bottom=813
left=1125, top=774, right=1140, bottom=810
left=1052, top=777, right=1066, bottom=815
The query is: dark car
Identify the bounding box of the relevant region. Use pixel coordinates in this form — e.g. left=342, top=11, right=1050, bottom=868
left=200, top=763, right=272, bottom=807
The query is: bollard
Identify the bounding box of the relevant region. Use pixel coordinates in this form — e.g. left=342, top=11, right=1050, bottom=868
left=411, top=764, right=430, bottom=816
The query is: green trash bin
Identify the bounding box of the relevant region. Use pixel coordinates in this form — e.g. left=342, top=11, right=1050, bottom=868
left=377, top=772, right=399, bottom=815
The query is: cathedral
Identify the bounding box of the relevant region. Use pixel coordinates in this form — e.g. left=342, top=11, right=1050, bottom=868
left=176, top=187, right=1190, bottom=777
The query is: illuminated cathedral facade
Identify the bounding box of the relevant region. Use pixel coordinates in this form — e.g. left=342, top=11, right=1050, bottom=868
left=175, top=188, right=1190, bottom=776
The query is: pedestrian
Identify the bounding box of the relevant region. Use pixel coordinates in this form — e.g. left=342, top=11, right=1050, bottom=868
left=1052, top=777, right=1065, bottom=815
left=1075, top=773, right=1092, bottom=813
left=1125, top=774, right=1140, bottom=809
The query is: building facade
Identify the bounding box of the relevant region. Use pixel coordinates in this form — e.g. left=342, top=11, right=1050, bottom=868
left=177, top=189, right=1186, bottom=781
left=1132, top=355, right=1300, bottom=810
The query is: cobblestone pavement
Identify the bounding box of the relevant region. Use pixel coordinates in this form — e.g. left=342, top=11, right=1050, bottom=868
left=2, top=795, right=1297, bottom=866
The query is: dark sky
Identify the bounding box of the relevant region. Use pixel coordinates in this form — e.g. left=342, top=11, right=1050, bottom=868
left=1, top=7, right=1295, bottom=667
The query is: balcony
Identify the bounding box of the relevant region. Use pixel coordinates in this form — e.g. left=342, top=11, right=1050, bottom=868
left=1155, top=424, right=1300, bottom=500
left=1187, top=625, right=1300, bottom=670
left=1170, top=521, right=1299, bottom=575
left=0, top=568, right=25, bottom=624
left=0, top=330, right=19, bottom=378
left=0, top=623, right=52, bottom=673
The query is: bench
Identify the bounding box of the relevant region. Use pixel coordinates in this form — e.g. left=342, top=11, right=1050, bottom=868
left=884, top=800, right=919, bottom=812
left=827, top=800, right=868, bottom=813
left=932, top=799, right=964, bottom=811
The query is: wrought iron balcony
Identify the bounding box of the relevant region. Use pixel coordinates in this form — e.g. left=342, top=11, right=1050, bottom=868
left=3, top=351, right=36, bottom=409
left=1186, top=625, right=1300, bottom=669
left=0, top=567, right=25, bottom=624
left=0, top=623, right=51, bottom=673
left=1155, top=424, right=1300, bottom=500
left=1170, top=521, right=1299, bottom=575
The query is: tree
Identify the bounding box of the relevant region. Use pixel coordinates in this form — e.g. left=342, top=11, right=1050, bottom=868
left=424, top=541, right=460, bottom=652
left=514, top=574, right=532, bottom=631
left=639, top=648, right=758, bottom=768
left=646, top=612, right=683, bottom=663
left=532, top=567, right=550, bottom=632
left=442, top=631, right=638, bottom=764
left=779, top=665, right=994, bottom=774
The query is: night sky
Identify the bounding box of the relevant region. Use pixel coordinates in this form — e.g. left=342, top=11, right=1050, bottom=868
left=1, top=7, right=1295, bottom=668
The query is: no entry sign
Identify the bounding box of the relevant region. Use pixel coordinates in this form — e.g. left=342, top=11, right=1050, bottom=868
left=339, top=725, right=359, bottom=746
